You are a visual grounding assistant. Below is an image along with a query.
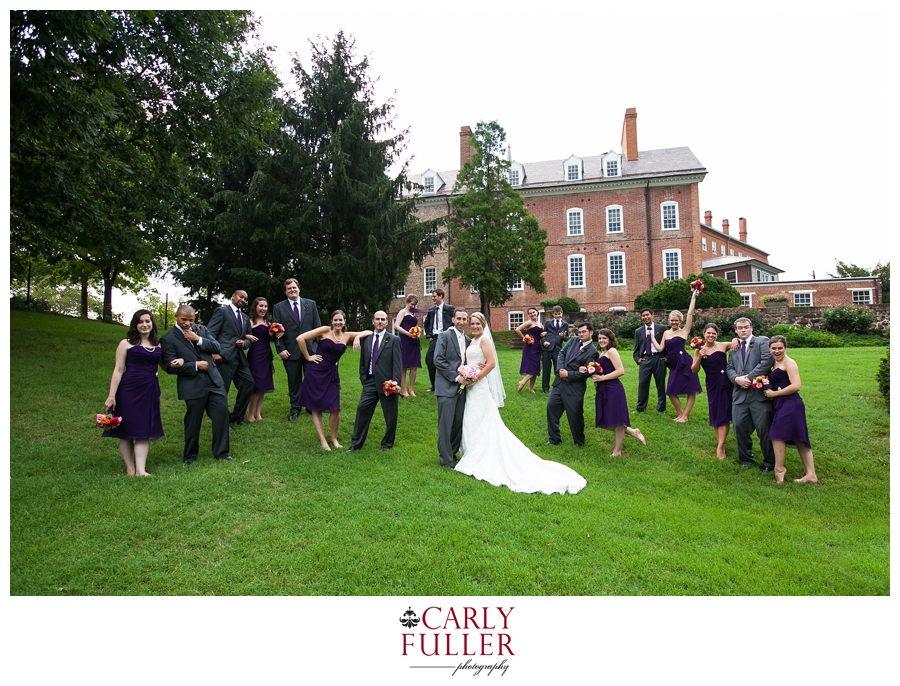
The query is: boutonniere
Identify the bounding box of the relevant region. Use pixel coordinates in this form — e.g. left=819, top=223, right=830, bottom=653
left=303, top=301, right=309, bottom=310
left=748, top=341, right=755, bottom=350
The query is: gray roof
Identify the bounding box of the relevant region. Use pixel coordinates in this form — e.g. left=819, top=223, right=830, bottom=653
left=410, top=146, right=706, bottom=195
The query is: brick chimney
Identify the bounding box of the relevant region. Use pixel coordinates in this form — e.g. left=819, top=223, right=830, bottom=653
left=460, top=126, right=475, bottom=167
left=620, top=108, right=638, bottom=161
left=704, top=210, right=712, bottom=226
left=739, top=217, right=747, bottom=242
left=722, top=219, right=729, bottom=235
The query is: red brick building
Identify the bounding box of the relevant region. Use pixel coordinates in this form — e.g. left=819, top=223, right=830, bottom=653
left=391, top=109, right=877, bottom=328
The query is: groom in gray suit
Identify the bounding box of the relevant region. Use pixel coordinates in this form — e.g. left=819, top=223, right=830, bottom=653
left=726, top=317, right=775, bottom=471
left=433, top=309, right=471, bottom=467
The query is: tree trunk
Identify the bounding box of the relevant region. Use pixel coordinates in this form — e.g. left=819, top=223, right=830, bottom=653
left=26, top=261, right=32, bottom=305
left=80, top=275, right=89, bottom=318
left=101, top=269, right=117, bottom=322
left=479, top=294, right=491, bottom=329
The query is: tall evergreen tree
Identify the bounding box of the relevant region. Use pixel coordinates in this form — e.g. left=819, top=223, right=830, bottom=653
left=291, top=32, right=441, bottom=325
left=443, top=121, right=547, bottom=328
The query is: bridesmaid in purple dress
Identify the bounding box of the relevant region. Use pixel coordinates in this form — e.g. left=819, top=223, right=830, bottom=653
left=297, top=310, right=372, bottom=452
left=514, top=307, right=543, bottom=393
left=583, top=329, right=645, bottom=456
left=103, top=309, right=164, bottom=476
left=393, top=294, right=428, bottom=397
left=691, top=323, right=734, bottom=460
left=652, top=289, right=700, bottom=422
left=245, top=297, right=275, bottom=422
left=764, top=335, right=818, bottom=484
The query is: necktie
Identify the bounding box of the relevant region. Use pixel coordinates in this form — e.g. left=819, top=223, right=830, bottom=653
left=458, top=332, right=466, bottom=360
left=292, top=301, right=300, bottom=325
left=235, top=307, right=242, bottom=330
left=371, top=333, right=380, bottom=374
left=740, top=340, right=747, bottom=365
left=645, top=326, right=653, bottom=355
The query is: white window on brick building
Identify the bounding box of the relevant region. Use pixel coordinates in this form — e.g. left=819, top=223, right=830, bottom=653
left=757, top=269, right=774, bottom=283
left=725, top=270, right=738, bottom=284
left=851, top=289, right=872, bottom=304
left=424, top=266, right=437, bottom=293
left=508, top=311, right=524, bottom=330
left=568, top=254, right=585, bottom=288
left=661, top=201, right=679, bottom=230
left=509, top=279, right=524, bottom=291
left=711, top=240, right=717, bottom=255
left=662, top=249, right=682, bottom=280
left=730, top=248, right=735, bottom=256
left=701, top=237, right=707, bottom=251
left=606, top=205, right=623, bottom=233
left=395, top=286, right=406, bottom=298
left=567, top=208, right=583, bottom=236
left=791, top=291, right=813, bottom=307
left=741, top=293, right=753, bottom=307
left=608, top=252, right=626, bottom=286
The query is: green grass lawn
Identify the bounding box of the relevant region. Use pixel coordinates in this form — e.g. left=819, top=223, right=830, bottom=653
left=9, top=311, right=890, bottom=595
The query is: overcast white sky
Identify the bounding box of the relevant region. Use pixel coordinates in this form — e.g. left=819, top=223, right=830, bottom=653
left=253, top=0, right=892, bottom=283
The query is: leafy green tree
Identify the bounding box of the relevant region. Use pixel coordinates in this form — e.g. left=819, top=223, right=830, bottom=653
left=443, top=121, right=547, bottom=328
left=633, top=273, right=741, bottom=312
left=872, top=262, right=890, bottom=303
left=10, top=10, right=279, bottom=320
left=828, top=260, right=871, bottom=278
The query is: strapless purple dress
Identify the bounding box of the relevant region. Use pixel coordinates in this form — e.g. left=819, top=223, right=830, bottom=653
left=399, top=313, right=422, bottom=369
left=103, top=345, right=164, bottom=441
left=700, top=351, right=732, bottom=427
left=593, top=355, right=631, bottom=429
left=299, top=338, right=346, bottom=413
left=519, top=326, right=542, bottom=375
left=768, top=367, right=811, bottom=448
left=247, top=323, right=275, bottom=394
left=665, top=336, right=701, bottom=395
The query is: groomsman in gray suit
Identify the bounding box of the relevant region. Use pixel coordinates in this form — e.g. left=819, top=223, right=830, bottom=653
left=161, top=305, right=232, bottom=463
left=347, top=311, right=403, bottom=452
left=433, top=309, right=471, bottom=467
left=546, top=322, right=597, bottom=448
left=726, top=317, right=775, bottom=471
left=272, top=278, right=321, bottom=421
left=206, top=289, right=255, bottom=426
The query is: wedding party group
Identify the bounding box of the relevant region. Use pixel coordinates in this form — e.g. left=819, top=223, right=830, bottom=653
left=101, top=279, right=817, bottom=489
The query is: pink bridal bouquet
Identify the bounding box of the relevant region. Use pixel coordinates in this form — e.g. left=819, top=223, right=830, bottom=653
left=382, top=379, right=400, bottom=395
left=457, top=365, right=479, bottom=393
left=751, top=375, right=770, bottom=389
left=97, top=413, right=122, bottom=431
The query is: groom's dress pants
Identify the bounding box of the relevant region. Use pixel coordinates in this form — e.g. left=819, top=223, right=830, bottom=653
left=437, top=392, right=466, bottom=466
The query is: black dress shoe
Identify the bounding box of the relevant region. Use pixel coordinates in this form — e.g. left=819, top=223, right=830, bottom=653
left=760, top=466, right=775, bottom=473
left=183, top=457, right=197, bottom=464
left=545, top=440, right=560, bottom=446
left=288, top=410, right=300, bottom=421
left=228, top=425, right=234, bottom=432
left=346, top=446, right=359, bottom=453
left=440, top=463, right=456, bottom=468
left=233, top=419, right=247, bottom=426
left=740, top=462, right=756, bottom=469
left=381, top=447, right=391, bottom=452
left=215, top=454, right=234, bottom=461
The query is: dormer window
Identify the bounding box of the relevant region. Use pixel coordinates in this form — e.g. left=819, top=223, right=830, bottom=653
left=563, top=155, right=583, bottom=182
left=602, top=151, right=622, bottom=178
left=508, top=160, right=524, bottom=186
left=420, top=168, right=443, bottom=195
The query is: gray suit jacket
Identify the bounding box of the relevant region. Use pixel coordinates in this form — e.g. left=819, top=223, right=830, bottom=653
left=633, top=322, right=666, bottom=365
left=542, top=318, right=569, bottom=355
left=161, top=325, right=224, bottom=400
left=272, top=297, right=321, bottom=359
left=207, top=303, right=252, bottom=366
left=358, top=331, right=402, bottom=393
left=433, top=327, right=469, bottom=397
left=726, top=335, right=773, bottom=405
left=553, top=338, right=597, bottom=396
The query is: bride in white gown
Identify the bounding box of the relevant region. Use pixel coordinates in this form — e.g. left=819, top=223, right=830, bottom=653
left=455, top=312, right=587, bottom=495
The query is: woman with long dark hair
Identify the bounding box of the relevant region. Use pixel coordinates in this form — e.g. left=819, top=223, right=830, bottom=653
left=245, top=297, right=275, bottom=422
left=103, top=309, right=164, bottom=476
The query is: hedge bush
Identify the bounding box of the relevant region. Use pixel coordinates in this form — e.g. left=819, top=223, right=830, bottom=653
left=767, top=324, right=843, bottom=348
left=876, top=348, right=889, bottom=405
left=540, top=297, right=581, bottom=314
left=821, top=305, right=876, bottom=334
left=836, top=333, right=889, bottom=347
left=690, top=307, right=768, bottom=339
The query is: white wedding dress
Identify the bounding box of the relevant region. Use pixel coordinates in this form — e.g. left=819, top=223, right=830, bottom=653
left=455, top=337, right=587, bottom=495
